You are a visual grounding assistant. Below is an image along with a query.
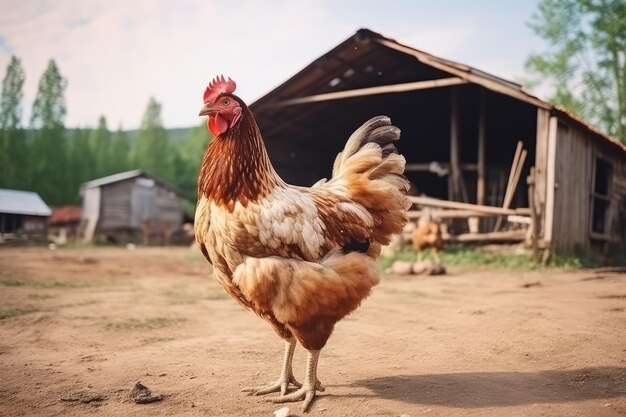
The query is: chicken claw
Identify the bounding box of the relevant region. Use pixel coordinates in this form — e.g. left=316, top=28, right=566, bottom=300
left=242, top=373, right=302, bottom=396
left=269, top=350, right=323, bottom=412
left=243, top=338, right=301, bottom=396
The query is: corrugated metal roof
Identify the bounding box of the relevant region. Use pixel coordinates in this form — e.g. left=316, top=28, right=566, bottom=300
left=80, top=169, right=183, bottom=195
left=81, top=169, right=144, bottom=189
left=0, top=188, right=52, bottom=216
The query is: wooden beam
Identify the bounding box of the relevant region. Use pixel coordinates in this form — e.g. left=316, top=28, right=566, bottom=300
left=375, top=38, right=551, bottom=110
left=408, top=209, right=531, bottom=219
left=408, top=195, right=529, bottom=216
left=543, top=116, right=558, bottom=245
left=494, top=142, right=526, bottom=231
left=449, top=88, right=467, bottom=202
left=477, top=90, right=486, bottom=206
left=404, top=162, right=478, bottom=172
left=445, top=230, right=526, bottom=242
left=277, top=77, right=466, bottom=106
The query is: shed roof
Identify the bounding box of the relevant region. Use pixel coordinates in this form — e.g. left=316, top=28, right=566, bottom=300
left=0, top=188, right=52, bottom=216
left=80, top=169, right=183, bottom=195
left=50, top=206, right=82, bottom=225
left=250, top=28, right=626, bottom=155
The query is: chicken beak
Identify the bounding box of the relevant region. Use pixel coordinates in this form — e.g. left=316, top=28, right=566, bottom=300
left=198, top=103, right=213, bottom=117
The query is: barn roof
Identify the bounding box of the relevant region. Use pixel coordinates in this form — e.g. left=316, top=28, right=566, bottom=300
left=81, top=169, right=183, bottom=195
left=0, top=188, right=52, bottom=216
left=250, top=28, right=626, bottom=155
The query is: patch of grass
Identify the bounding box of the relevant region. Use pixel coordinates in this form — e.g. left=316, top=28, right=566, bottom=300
left=205, top=290, right=228, bottom=300
left=0, top=278, right=90, bottom=288
left=380, top=244, right=618, bottom=271
left=105, top=317, right=186, bottom=331
left=27, top=294, right=55, bottom=300
left=0, top=306, right=40, bottom=320
left=142, top=336, right=176, bottom=344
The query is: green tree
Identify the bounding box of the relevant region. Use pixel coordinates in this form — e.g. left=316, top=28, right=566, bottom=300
left=108, top=125, right=130, bottom=174
left=175, top=123, right=212, bottom=198
left=89, top=115, right=110, bottom=177
left=132, top=97, right=174, bottom=181
left=0, top=56, right=27, bottom=189
left=67, top=128, right=95, bottom=202
left=30, top=59, right=69, bottom=205
left=525, top=0, right=626, bottom=143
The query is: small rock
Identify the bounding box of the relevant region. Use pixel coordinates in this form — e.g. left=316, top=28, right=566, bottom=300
left=131, top=382, right=163, bottom=404
left=391, top=260, right=413, bottom=275
left=274, top=406, right=290, bottom=417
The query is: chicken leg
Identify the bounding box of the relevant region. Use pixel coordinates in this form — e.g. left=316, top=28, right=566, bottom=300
left=242, top=337, right=301, bottom=396
left=269, top=349, right=324, bottom=412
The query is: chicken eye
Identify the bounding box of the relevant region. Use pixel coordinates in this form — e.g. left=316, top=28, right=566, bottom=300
left=222, top=98, right=230, bottom=106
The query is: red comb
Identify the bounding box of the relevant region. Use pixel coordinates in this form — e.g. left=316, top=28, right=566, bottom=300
left=203, top=75, right=236, bottom=104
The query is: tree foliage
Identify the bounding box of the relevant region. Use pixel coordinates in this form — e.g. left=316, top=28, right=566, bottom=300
left=525, top=0, right=626, bottom=143
left=0, top=56, right=211, bottom=209
left=30, top=59, right=70, bottom=205
left=132, top=97, right=174, bottom=182
left=90, top=115, right=111, bottom=178
left=108, top=126, right=130, bottom=175
left=0, top=56, right=27, bottom=189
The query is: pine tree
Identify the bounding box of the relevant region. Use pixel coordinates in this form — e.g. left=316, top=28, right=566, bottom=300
left=30, top=59, right=69, bottom=205
left=108, top=126, right=130, bottom=174
left=89, top=115, right=110, bottom=177
left=176, top=123, right=212, bottom=199
left=132, top=97, right=174, bottom=181
left=67, top=128, right=96, bottom=203
left=0, top=56, right=27, bottom=189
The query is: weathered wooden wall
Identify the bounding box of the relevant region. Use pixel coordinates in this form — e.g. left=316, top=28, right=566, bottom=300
left=100, top=180, right=133, bottom=229
left=549, top=118, right=626, bottom=253
left=156, top=187, right=182, bottom=229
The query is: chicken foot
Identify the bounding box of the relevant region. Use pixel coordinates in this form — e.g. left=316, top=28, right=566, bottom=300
left=242, top=337, right=301, bottom=396
left=269, top=349, right=324, bottom=412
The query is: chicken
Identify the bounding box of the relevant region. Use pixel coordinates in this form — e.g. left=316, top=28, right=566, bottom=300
left=412, top=210, right=443, bottom=263
left=194, top=75, right=410, bottom=412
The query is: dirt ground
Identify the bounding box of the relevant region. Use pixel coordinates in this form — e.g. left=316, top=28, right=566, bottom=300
left=0, top=247, right=624, bottom=417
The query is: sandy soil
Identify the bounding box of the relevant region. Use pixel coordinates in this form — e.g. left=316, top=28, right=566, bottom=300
left=0, top=247, right=624, bottom=417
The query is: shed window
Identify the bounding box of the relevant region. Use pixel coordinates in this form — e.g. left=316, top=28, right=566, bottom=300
left=590, top=157, right=612, bottom=235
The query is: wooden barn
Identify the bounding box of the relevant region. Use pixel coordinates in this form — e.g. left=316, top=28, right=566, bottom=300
left=0, top=188, right=51, bottom=243
left=250, top=28, right=626, bottom=256
left=80, top=170, right=183, bottom=245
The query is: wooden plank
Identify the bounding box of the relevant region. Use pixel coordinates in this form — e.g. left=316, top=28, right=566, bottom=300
left=404, top=162, right=478, bottom=172
left=449, top=88, right=468, bottom=201
left=277, top=77, right=466, bottom=106
left=409, top=209, right=531, bottom=219
left=374, top=38, right=552, bottom=110
left=543, top=116, right=558, bottom=244
left=527, top=167, right=539, bottom=254
left=408, top=195, right=526, bottom=216
left=534, top=108, right=550, bottom=240
left=445, top=230, right=526, bottom=242
left=477, top=89, right=486, bottom=206
left=494, top=144, right=527, bottom=231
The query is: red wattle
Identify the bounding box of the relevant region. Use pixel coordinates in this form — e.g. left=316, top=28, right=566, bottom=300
left=208, top=113, right=228, bottom=136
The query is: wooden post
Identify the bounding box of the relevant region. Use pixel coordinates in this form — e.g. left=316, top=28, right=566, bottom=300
left=449, top=88, right=462, bottom=201
left=477, top=89, right=486, bottom=206
left=527, top=167, right=539, bottom=257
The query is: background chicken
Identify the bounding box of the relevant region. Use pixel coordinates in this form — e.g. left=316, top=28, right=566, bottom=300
left=412, top=210, right=443, bottom=263
left=194, top=75, right=409, bottom=412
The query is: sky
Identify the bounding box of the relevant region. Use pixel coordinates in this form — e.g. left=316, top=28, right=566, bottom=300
left=0, top=0, right=545, bottom=130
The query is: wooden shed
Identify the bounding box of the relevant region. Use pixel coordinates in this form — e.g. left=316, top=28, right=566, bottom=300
left=250, top=28, right=626, bottom=256
left=0, top=188, right=51, bottom=243
left=80, top=170, right=183, bottom=244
